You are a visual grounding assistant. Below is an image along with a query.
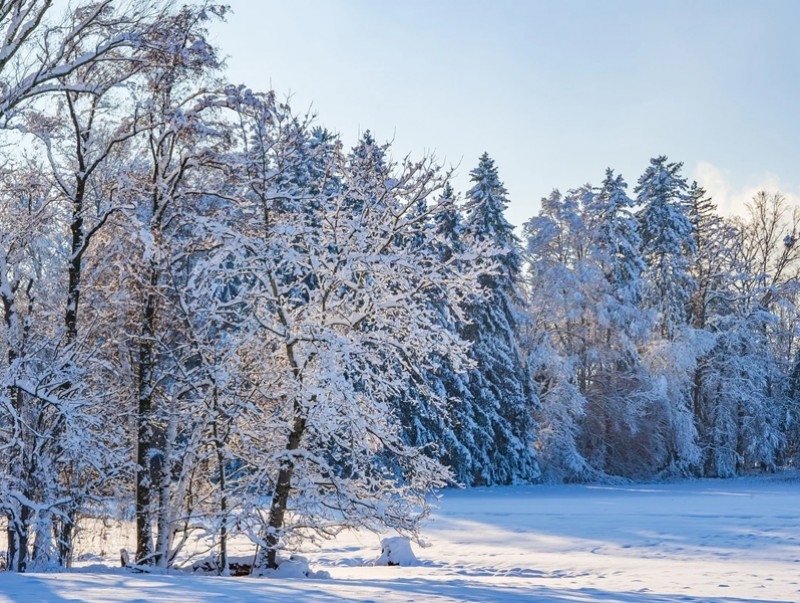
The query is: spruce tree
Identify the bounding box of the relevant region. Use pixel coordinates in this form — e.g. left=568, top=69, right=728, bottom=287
left=635, top=156, right=702, bottom=474
left=635, top=156, right=696, bottom=339
left=395, top=183, right=474, bottom=483
left=459, top=153, right=539, bottom=485
left=590, top=169, right=645, bottom=309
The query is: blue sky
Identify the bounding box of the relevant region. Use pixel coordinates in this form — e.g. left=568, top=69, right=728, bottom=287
left=209, top=0, right=800, bottom=228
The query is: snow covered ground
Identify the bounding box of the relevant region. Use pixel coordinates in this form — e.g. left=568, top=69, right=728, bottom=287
left=2, top=473, right=800, bottom=602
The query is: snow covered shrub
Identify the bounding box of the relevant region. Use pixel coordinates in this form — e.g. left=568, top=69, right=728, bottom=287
left=374, top=537, right=420, bottom=567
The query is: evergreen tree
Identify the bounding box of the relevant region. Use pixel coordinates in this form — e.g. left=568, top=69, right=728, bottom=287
left=463, top=153, right=523, bottom=290
left=687, top=182, right=730, bottom=329
left=394, top=183, right=475, bottom=483
left=635, top=156, right=696, bottom=339
left=459, top=153, right=539, bottom=485
left=589, top=169, right=645, bottom=309
left=684, top=181, right=740, bottom=475
left=578, top=171, right=651, bottom=476
left=635, top=157, right=705, bottom=475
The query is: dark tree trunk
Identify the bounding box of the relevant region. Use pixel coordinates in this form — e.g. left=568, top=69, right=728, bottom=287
left=258, top=333, right=310, bottom=570
left=135, top=266, right=159, bottom=564
left=261, top=410, right=306, bottom=570
left=8, top=505, right=31, bottom=572
left=3, top=285, right=29, bottom=572
left=57, top=194, right=84, bottom=562
left=65, top=176, right=86, bottom=343
left=211, top=387, right=229, bottom=575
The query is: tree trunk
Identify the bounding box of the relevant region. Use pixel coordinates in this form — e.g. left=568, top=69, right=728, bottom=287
left=3, top=284, right=30, bottom=572
left=154, top=406, right=177, bottom=569
left=4, top=391, right=29, bottom=572
left=65, top=176, right=85, bottom=344
left=251, top=265, right=311, bottom=571
left=211, top=387, right=229, bottom=575
left=55, top=152, right=90, bottom=567
left=56, top=508, right=76, bottom=568
left=255, top=404, right=307, bottom=570
left=135, top=267, right=159, bottom=564
left=7, top=504, right=31, bottom=573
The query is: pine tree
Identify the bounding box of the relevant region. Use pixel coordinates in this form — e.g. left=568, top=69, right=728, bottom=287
left=635, top=156, right=696, bottom=339
left=635, top=157, right=703, bottom=475
left=458, top=153, right=539, bottom=485
left=589, top=169, right=645, bottom=309
left=394, top=183, right=474, bottom=483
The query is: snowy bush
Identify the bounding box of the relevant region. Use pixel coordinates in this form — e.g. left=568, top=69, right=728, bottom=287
left=373, top=537, right=420, bottom=567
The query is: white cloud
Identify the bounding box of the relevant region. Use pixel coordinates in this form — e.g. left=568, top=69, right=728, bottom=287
left=693, top=161, right=733, bottom=214
left=692, top=161, right=800, bottom=218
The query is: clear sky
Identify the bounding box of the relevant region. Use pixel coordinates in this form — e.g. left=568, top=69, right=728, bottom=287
left=209, top=0, right=800, bottom=228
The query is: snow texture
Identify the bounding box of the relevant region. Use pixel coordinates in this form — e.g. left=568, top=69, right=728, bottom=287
left=253, top=555, right=331, bottom=579
left=2, top=474, right=800, bottom=601
left=373, top=537, right=419, bottom=566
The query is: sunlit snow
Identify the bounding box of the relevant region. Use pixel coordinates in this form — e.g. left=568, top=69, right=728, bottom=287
left=2, top=473, right=799, bottom=602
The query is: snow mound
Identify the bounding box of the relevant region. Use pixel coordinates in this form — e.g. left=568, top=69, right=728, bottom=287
left=252, top=555, right=331, bottom=579
left=374, top=537, right=419, bottom=566
left=190, top=553, right=329, bottom=579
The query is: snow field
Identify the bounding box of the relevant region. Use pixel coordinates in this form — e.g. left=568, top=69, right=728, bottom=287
left=2, top=474, right=800, bottom=602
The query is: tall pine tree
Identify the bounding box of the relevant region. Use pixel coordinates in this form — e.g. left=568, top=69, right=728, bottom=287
left=636, top=156, right=696, bottom=339
left=459, top=153, right=539, bottom=485
left=635, top=156, right=703, bottom=475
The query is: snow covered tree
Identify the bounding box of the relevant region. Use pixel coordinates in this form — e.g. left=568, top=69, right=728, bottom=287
left=681, top=182, right=742, bottom=475
left=523, top=174, right=651, bottom=480
left=91, top=3, right=231, bottom=566
left=0, top=0, right=152, bottom=124
left=578, top=171, right=652, bottom=476
left=635, top=156, right=696, bottom=339
left=0, top=164, right=63, bottom=572
left=223, top=123, right=486, bottom=570
left=687, top=182, right=730, bottom=330
left=458, top=153, right=539, bottom=485
left=523, top=188, right=595, bottom=481
left=520, top=159, right=800, bottom=481
left=713, top=191, right=800, bottom=473
left=391, top=183, right=473, bottom=480
left=17, top=22, right=149, bottom=567
left=0, top=0, right=198, bottom=572
left=633, top=156, right=705, bottom=475
left=588, top=169, right=645, bottom=310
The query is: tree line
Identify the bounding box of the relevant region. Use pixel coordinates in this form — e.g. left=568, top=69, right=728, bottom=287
left=0, top=0, right=798, bottom=576
left=525, top=163, right=799, bottom=483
